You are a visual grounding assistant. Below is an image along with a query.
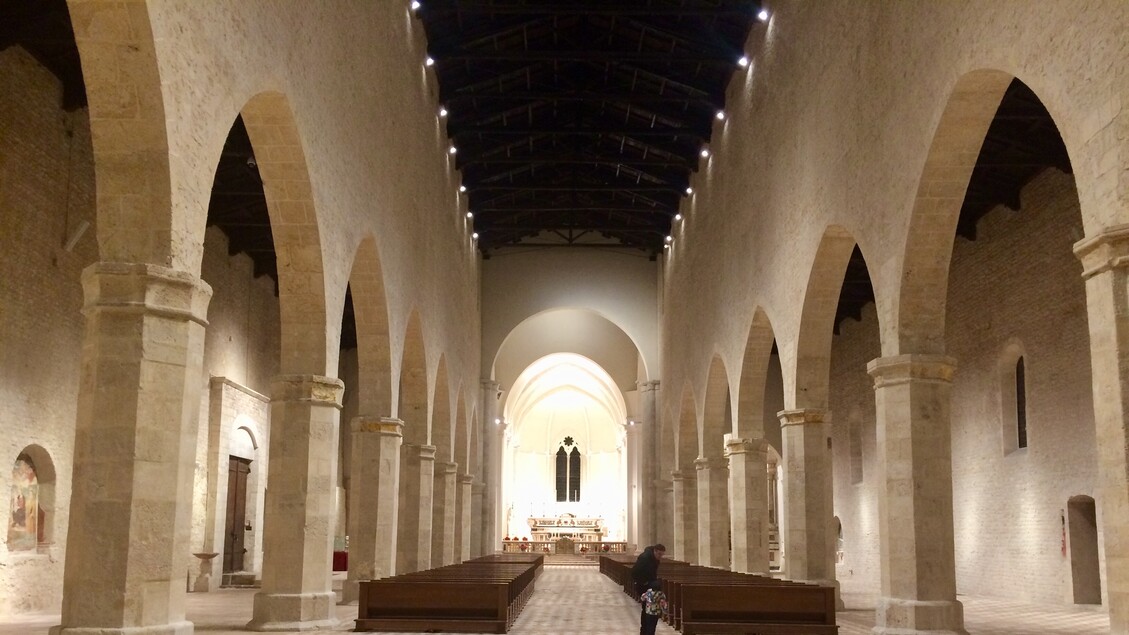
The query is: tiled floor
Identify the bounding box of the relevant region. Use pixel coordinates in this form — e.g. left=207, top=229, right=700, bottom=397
left=0, top=567, right=1110, bottom=634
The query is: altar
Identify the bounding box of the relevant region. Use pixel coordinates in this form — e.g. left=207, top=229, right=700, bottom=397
left=527, top=513, right=604, bottom=542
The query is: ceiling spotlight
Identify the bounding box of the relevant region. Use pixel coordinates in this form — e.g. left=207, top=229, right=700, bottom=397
left=700, top=148, right=710, bottom=158
left=472, top=232, right=479, bottom=239
left=738, top=56, right=749, bottom=68
left=715, top=110, right=726, bottom=120
left=494, top=418, right=501, bottom=424
left=674, top=213, right=683, bottom=221
left=459, top=185, right=467, bottom=192
left=448, top=145, right=457, bottom=154
left=665, top=235, right=673, bottom=243
left=466, top=211, right=474, bottom=219
left=685, top=187, right=693, bottom=195
left=425, top=56, right=435, bottom=67
left=411, top=0, right=421, bottom=10
left=439, top=107, right=448, bottom=117
left=757, top=9, right=769, bottom=21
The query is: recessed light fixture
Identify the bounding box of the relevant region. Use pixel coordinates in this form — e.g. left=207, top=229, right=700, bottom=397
left=425, top=56, right=435, bottom=67
left=757, top=9, right=769, bottom=21
left=738, top=56, right=750, bottom=68
left=715, top=110, right=726, bottom=120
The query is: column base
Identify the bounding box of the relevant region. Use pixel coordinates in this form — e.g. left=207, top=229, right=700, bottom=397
left=247, top=592, right=338, bottom=631
left=339, top=579, right=360, bottom=605
left=872, top=597, right=967, bottom=635
left=50, top=622, right=193, bottom=635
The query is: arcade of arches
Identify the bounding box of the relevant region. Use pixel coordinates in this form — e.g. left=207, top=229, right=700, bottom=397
left=1, top=2, right=1128, bottom=635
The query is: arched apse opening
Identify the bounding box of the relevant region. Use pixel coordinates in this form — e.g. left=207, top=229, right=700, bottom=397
left=730, top=309, right=780, bottom=574
left=492, top=307, right=644, bottom=394
left=396, top=309, right=432, bottom=573
left=431, top=356, right=457, bottom=566
left=673, top=383, right=699, bottom=563
left=698, top=355, right=731, bottom=567
left=500, top=354, right=629, bottom=544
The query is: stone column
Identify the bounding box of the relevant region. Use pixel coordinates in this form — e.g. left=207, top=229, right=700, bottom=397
left=396, top=444, right=436, bottom=573
left=726, top=437, right=769, bottom=573
left=471, top=482, right=486, bottom=557
left=778, top=409, right=836, bottom=592
left=432, top=461, right=458, bottom=567
left=638, top=380, right=660, bottom=546
left=671, top=470, right=697, bottom=562
left=341, top=416, right=402, bottom=605
left=457, top=474, right=475, bottom=561
left=249, top=374, right=344, bottom=631
left=867, top=355, right=965, bottom=634
left=695, top=457, right=729, bottom=568
left=489, top=419, right=508, bottom=552
left=1076, top=227, right=1129, bottom=634
left=767, top=459, right=781, bottom=570
left=625, top=419, right=642, bottom=549
left=655, top=478, right=674, bottom=550
left=51, top=264, right=210, bottom=635
left=480, top=381, right=501, bottom=553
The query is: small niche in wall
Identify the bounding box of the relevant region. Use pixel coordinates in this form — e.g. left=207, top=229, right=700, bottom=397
left=7, top=447, right=54, bottom=552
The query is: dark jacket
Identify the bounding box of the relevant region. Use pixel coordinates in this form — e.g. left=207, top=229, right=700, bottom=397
left=631, top=546, right=660, bottom=589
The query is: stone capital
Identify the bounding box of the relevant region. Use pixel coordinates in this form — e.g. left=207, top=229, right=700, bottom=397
left=867, top=354, right=957, bottom=388
left=435, top=461, right=458, bottom=475
left=693, top=457, right=728, bottom=471
left=405, top=444, right=438, bottom=461
left=671, top=469, right=696, bottom=482
left=724, top=437, right=768, bottom=457
left=1074, top=224, right=1129, bottom=279
left=777, top=408, right=828, bottom=427
left=351, top=415, right=404, bottom=436
left=481, top=379, right=501, bottom=391
left=458, top=473, right=474, bottom=485
left=270, top=375, right=345, bottom=408
left=637, top=379, right=661, bottom=392
left=81, top=261, right=213, bottom=326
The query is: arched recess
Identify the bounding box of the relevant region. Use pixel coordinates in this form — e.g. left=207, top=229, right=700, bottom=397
left=894, top=69, right=1018, bottom=355
left=431, top=355, right=452, bottom=458
left=239, top=92, right=329, bottom=374
left=737, top=308, right=777, bottom=439
left=348, top=235, right=392, bottom=416
left=66, top=0, right=181, bottom=268
left=1067, top=495, right=1101, bottom=605
left=9, top=445, right=56, bottom=549
left=793, top=226, right=866, bottom=409
left=702, top=355, right=731, bottom=459
left=398, top=310, right=428, bottom=445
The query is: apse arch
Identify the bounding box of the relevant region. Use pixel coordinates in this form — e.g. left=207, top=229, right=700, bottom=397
left=492, top=307, right=645, bottom=394
left=503, top=353, right=627, bottom=430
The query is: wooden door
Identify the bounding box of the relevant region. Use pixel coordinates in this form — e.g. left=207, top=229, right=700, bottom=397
left=223, top=456, right=252, bottom=572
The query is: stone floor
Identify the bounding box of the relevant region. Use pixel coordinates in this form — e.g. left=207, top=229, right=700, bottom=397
left=0, top=567, right=1110, bottom=634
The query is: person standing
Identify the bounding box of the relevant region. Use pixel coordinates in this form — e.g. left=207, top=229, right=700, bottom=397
left=631, top=543, right=666, bottom=595
left=639, top=579, right=667, bottom=635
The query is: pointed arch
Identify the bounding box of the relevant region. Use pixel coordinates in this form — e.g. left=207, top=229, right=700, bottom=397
left=737, top=308, right=777, bottom=438
left=398, top=310, right=428, bottom=445
left=793, top=226, right=868, bottom=409
left=702, top=355, right=731, bottom=459
left=239, top=92, right=329, bottom=373
left=67, top=0, right=180, bottom=267
left=431, top=355, right=452, bottom=458
left=348, top=235, right=392, bottom=416
left=894, top=69, right=1015, bottom=355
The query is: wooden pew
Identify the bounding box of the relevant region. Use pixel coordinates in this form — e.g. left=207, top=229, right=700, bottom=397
left=356, top=555, right=543, bottom=632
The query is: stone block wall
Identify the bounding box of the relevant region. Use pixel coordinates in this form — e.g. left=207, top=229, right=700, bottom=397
left=828, top=168, right=1098, bottom=606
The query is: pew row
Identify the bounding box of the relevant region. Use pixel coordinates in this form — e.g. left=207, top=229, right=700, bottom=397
left=355, top=554, right=543, bottom=633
